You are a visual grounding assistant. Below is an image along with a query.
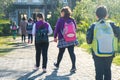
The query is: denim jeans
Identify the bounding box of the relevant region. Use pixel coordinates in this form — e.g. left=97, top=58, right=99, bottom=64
left=28, top=34, right=33, bottom=43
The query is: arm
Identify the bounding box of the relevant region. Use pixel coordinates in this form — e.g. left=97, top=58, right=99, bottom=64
left=54, top=19, right=61, bottom=42
left=48, top=23, right=53, bottom=35
left=73, top=19, right=77, bottom=29
left=86, top=24, right=95, bottom=44
left=10, top=26, right=12, bottom=29
left=32, top=23, right=36, bottom=36
left=110, top=22, right=120, bottom=39
left=54, top=19, right=61, bottom=38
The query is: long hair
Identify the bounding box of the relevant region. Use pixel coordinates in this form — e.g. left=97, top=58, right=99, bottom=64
left=61, top=6, right=72, bottom=18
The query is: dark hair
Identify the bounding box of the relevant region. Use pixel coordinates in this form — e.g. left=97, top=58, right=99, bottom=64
left=96, top=5, right=108, bottom=19
left=22, top=17, right=26, bottom=21
left=61, top=6, right=72, bottom=18
left=12, top=22, right=16, bottom=26
left=36, top=13, right=44, bottom=19
left=28, top=18, right=33, bottom=22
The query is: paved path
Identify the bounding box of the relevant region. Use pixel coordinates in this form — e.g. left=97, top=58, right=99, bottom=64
left=0, top=37, right=120, bottom=80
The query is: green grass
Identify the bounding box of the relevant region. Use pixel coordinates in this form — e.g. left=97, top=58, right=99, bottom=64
left=0, top=19, right=10, bottom=24
left=0, top=36, right=14, bottom=56
left=113, top=54, right=120, bottom=66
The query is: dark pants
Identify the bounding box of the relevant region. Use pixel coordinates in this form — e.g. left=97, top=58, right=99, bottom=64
left=35, top=42, right=49, bottom=69
left=21, top=34, right=26, bottom=42
left=28, top=34, right=33, bottom=43
left=56, top=45, right=76, bottom=69
left=92, top=53, right=114, bottom=80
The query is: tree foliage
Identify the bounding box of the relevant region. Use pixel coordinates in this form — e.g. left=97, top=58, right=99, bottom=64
left=73, top=0, right=120, bottom=34
left=0, top=0, right=13, bottom=18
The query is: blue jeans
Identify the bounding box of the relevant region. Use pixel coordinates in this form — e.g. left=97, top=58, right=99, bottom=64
left=56, top=45, right=76, bottom=69
left=28, top=34, right=33, bottom=43
left=92, top=53, right=114, bottom=80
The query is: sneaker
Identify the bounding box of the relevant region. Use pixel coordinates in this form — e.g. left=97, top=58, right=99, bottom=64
left=54, top=63, right=59, bottom=69
left=42, top=68, right=47, bottom=73
left=33, top=66, right=39, bottom=70
left=70, top=68, right=76, bottom=73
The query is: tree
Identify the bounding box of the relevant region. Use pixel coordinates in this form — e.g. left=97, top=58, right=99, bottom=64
left=48, top=0, right=62, bottom=29
left=0, top=0, right=14, bottom=18
left=73, top=0, right=120, bottom=47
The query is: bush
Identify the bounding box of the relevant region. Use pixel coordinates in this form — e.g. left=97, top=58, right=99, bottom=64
left=77, top=33, right=86, bottom=45
left=113, top=55, right=120, bottom=66
left=0, top=23, right=11, bottom=36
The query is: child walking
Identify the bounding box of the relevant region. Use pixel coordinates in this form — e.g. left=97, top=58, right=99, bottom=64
left=26, top=18, right=34, bottom=44
left=86, top=5, right=120, bottom=80
left=32, top=13, right=53, bottom=72
left=54, top=6, right=78, bottom=72
left=10, top=22, right=18, bottom=40
left=20, top=17, right=28, bottom=43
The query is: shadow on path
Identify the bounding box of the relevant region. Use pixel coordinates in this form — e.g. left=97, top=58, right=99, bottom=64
left=17, top=70, right=37, bottom=80
left=0, top=42, right=34, bottom=56
left=28, top=72, right=45, bottom=80
left=44, top=69, right=72, bottom=80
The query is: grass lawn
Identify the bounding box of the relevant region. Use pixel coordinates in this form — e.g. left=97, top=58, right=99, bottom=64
left=0, top=19, right=10, bottom=24
left=0, top=36, right=14, bottom=56
left=113, top=54, right=120, bottom=66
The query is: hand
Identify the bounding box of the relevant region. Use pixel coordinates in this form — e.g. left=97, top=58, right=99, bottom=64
left=54, top=38, right=57, bottom=42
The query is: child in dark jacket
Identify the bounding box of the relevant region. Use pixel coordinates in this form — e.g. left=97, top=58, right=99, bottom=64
left=86, top=5, right=120, bottom=80
left=26, top=18, right=34, bottom=44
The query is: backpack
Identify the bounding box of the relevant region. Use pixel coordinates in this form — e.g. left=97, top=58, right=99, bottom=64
left=35, top=24, right=48, bottom=43
left=12, top=26, right=17, bottom=30
left=92, top=21, right=117, bottom=57
left=62, top=21, right=76, bottom=42
left=26, top=23, right=33, bottom=30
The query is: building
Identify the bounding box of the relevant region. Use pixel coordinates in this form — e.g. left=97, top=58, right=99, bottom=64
left=9, top=0, right=52, bottom=25
left=9, top=0, right=76, bottom=25
left=59, top=0, right=76, bottom=9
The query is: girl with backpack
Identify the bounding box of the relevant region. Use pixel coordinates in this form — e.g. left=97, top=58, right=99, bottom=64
left=54, top=6, right=78, bottom=72
left=26, top=18, right=34, bottom=44
left=10, top=22, right=18, bottom=40
left=32, top=13, right=53, bottom=72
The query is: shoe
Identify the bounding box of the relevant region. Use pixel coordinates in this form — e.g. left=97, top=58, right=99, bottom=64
left=54, top=63, right=59, bottom=70
left=33, top=66, right=39, bottom=70
left=70, top=68, right=76, bottom=72
left=42, top=68, right=47, bottom=73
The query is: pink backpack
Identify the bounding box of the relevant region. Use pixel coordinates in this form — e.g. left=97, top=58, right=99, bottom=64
left=63, top=22, right=76, bottom=42
left=12, top=26, right=17, bottom=30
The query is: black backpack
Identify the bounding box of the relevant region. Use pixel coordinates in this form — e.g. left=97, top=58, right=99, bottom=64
left=35, top=24, right=48, bottom=43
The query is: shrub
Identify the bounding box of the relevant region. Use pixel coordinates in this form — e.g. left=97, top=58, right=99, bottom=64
left=0, top=23, right=11, bottom=36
